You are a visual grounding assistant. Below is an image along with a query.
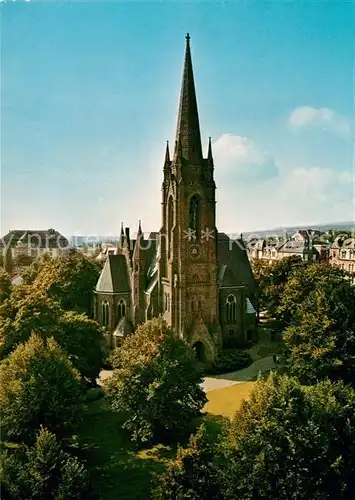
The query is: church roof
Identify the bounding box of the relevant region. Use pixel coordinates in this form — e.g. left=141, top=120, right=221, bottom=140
left=113, top=316, right=134, bottom=337
left=217, top=233, right=256, bottom=294
left=246, top=298, right=256, bottom=314
left=96, top=254, right=130, bottom=293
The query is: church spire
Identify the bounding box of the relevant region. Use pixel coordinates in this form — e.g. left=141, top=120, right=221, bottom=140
left=175, top=33, right=203, bottom=164
left=165, top=141, right=170, bottom=164
left=207, top=136, right=213, bottom=164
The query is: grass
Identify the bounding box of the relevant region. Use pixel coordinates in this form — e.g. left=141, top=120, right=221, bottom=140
left=204, top=382, right=255, bottom=419
left=80, top=382, right=255, bottom=499
left=79, top=398, right=174, bottom=500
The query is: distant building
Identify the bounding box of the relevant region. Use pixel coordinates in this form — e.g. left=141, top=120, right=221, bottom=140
left=330, top=236, right=355, bottom=275
left=11, top=273, right=24, bottom=286
left=93, top=35, right=258, bottom=362
left=247, top=229, right=329, bottom=264
left=0, top=228, right=69, bottom=262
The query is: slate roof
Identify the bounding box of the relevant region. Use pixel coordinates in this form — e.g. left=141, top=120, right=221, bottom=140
left=113, top=317, right=134, bottom=337
left=278, top=240, right=317, bottom=254
left=332, top=236, right=355, bottom=250
left=246, top=298, right=256, bottom=314
left=96, top=254, right=130, bottom=293
left=217, top=233, right=256, bottom=298
left=95, top=233, right=256, bottom=307
left=0, top=229, right=68, bottom=249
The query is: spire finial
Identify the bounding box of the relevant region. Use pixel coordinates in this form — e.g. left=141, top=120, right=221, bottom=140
left=186, top=33, right=190, bottom=44
left=120, top=222, right=124, bottom=235
left=138, top=220, right=143, bottom=236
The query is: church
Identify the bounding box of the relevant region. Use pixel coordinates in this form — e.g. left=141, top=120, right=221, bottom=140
left=94, top=34, right=257, bottom=363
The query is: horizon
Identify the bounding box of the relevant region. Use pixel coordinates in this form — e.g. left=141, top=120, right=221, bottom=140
left=1, top=2, right=354, bottom=235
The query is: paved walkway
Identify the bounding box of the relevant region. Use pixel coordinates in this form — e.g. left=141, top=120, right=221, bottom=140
left=203, top=356, right=275, bottom=392
left=99, top=355, right=275, bottom=393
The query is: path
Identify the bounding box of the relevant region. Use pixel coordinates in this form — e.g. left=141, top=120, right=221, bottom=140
left=99, top=355, right=275, bottom=393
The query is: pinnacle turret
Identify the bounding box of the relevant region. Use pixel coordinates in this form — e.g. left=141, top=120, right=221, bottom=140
left=164, top=141, right=170, bottom=164
left=207, top=137, right=213, bottom=165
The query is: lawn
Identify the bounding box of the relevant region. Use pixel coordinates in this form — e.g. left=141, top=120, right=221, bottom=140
left=79, top=398, right=175, bottom=500
left=204, top=382, right=255, bottom=418
left=80, top=382, right=254, bottom=499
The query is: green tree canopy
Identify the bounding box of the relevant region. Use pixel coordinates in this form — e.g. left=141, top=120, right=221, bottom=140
left=27, top=252, right=101, bottom=314
left=1, top=426, right=93, bottom=500
left=152, top=424, right=223, bottom=500
left=105, top=317, right=207, bottom=444
left=283, top=278, right=355, bottom=385
left=0, top=292, right=104, bottom=384
left=253, top=256, right=304, bottom=320
left=0, top=268, right=12, bottom=302
left=0, top=334, right=83, bottom=443
left=224, top=373, right=355, bottom=499
left=277, top=262, right=348, bottom=327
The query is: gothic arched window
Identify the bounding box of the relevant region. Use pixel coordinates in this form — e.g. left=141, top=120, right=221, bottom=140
left=118, top=299, right=126, bottom=320
left=226, top=294, right=237, bottom=323
left=102, top=300, right=109, bottom=327
left=188, top=194, right=200, bottom=240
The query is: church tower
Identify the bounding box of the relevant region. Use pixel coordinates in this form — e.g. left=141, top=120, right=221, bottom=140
left=158, top=34, right=219, bottom=357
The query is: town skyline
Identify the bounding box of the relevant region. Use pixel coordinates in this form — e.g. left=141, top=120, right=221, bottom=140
left=2, top=2, right=354, bottom=236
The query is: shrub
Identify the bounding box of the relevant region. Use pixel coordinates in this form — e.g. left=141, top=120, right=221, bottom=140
left=105, top=317, right=207, bottom=445
left=85, top=387, right=105, bottom=402
left=208, top=349, right=252, bottom=375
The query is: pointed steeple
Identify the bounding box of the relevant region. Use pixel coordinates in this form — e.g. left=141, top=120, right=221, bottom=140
left=175, top=33, right=203, bottom=164
left=133, top=221, right=143, bottom=261
left=207, top=136, right=213, bottom=165
left=164, top=141, right=170, bottom=164
left=118, top=222, right=125, bottom=250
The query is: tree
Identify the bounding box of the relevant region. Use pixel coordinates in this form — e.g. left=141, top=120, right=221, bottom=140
left=105, top=317, right=207, bottom=444
left=28, top=252, right=101, bottom=314
left=223, top=373, right=355, bottom=499
left=283, top=279, right=355, bottom=385
left=0, top=292, right=104, bottom=384
left=152, top=424, right=223, bottom=500
left=1, top=426, right=93, bottom=500
left=253, top=256, right=304, bottom=320
left=14, top=253, right=35, bottom=268
left=0, top=334, right=83, bottom=444
left=22, top=252, right=52, bottom=285
left=0, top=268, right=12, bottom=302
left=277, top=262, right=348, bottom=327
left=57, top=311, right=104, bottom=384
left=251, top=259, right=272, bottom=312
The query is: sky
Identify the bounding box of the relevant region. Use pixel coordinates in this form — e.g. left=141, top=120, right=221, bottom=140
left=1, top=0, right=354, bottom=238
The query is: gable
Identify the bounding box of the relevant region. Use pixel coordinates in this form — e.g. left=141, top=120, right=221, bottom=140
left=96, top=255, right=130, bottom=293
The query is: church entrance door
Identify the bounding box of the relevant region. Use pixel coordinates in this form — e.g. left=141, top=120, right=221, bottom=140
left=193, top=341, right=206, bottom=363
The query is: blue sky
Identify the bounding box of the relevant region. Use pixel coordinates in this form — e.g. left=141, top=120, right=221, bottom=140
left=1, top=1, right=354, bottom=237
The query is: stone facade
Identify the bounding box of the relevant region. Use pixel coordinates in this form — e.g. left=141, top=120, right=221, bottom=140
left=330, top=236, right=355, bottom=276
left=94, top=35, right=257, bottom=362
